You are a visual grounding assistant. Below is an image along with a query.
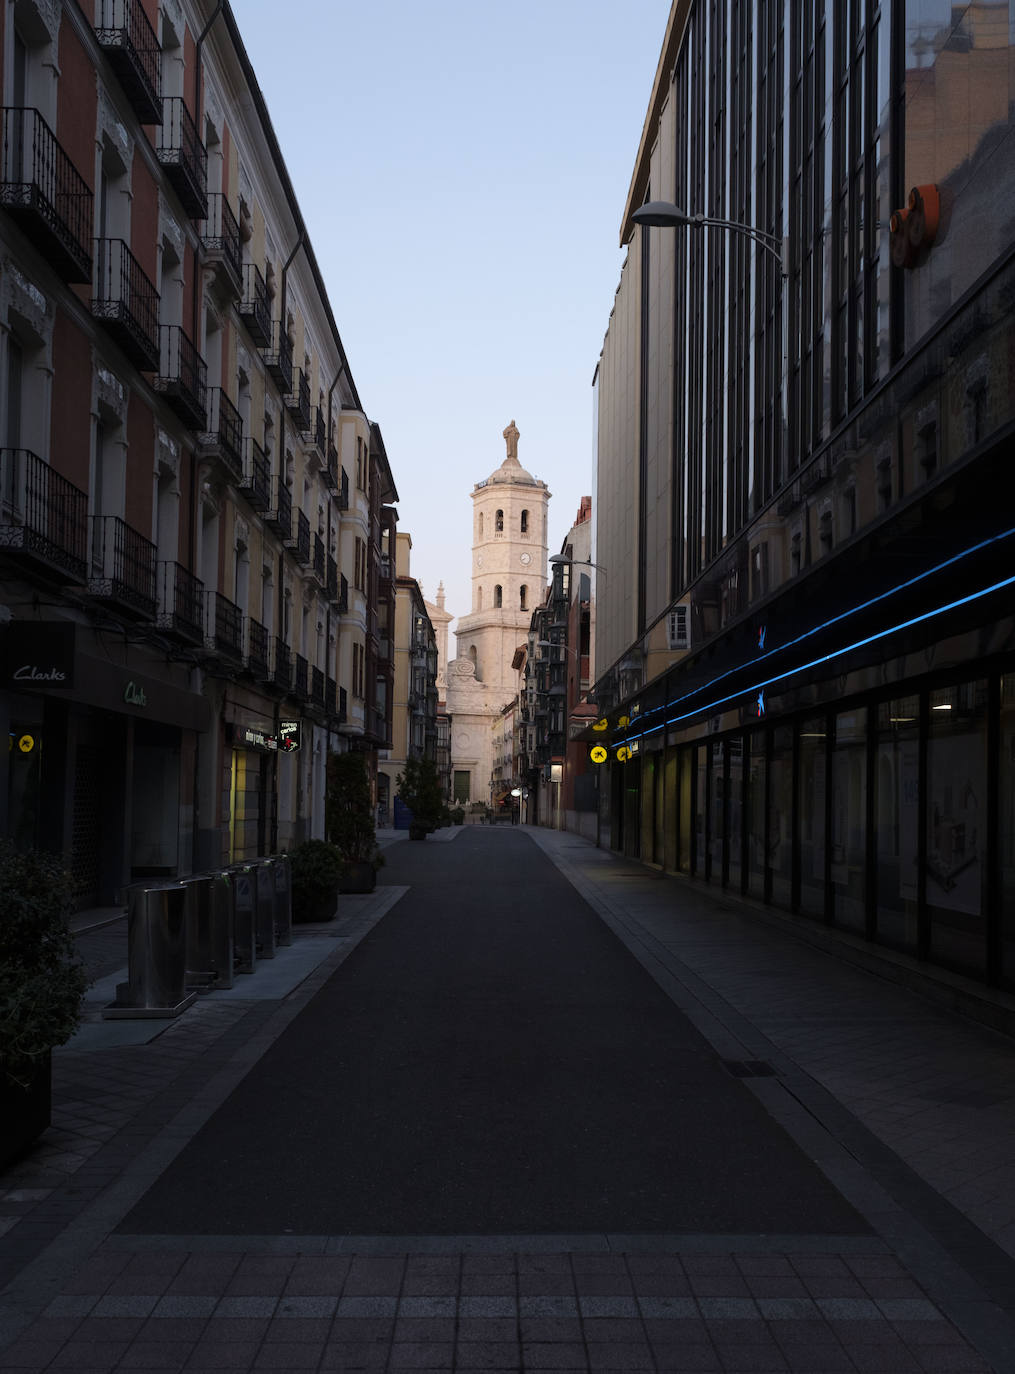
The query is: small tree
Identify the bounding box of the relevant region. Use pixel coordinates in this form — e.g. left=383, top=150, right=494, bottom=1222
left=396, top=756, right=442, bottom=832
left=326, top=751, right=378, bottom=864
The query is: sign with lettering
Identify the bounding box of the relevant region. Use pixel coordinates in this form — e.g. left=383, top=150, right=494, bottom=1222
left=123, top=680, right=148, bottom=708
left=278, top=720, right=301, bottom=753
left=3, top=622, right=75, bottom=689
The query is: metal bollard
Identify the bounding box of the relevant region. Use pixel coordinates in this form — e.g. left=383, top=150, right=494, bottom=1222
left=184, top=872, right=235, bottom=990
left=102, top=883, right=196, bottom=1019
left=272, top=854, right=293, bottom=947
left=254, top=858, right=277, bottom=959
left=229, top=862, right=257, bottom=974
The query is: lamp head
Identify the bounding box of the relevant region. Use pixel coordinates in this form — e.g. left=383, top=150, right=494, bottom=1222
left=632, top=201, right=700, bottom=229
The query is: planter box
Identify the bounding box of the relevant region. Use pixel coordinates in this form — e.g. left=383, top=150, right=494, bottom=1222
left=339, top=860, right=376, bottom=893
left=0, top=1052, right=52, bottom=1170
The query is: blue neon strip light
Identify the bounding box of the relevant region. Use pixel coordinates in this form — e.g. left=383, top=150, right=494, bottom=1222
left=630, top=524, right=1015, bottom=732
left=623, top=572, right=1015, bottom=744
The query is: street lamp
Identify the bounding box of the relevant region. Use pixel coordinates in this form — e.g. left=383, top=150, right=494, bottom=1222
left=632, top=201, right=789, bottom=276
left=549, top=553, right=607, bottom=575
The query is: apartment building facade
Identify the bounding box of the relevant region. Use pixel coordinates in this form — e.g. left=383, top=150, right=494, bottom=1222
left=0, top=0, right=394, bottom=904
left=593, top=0, right=1015, bottom=990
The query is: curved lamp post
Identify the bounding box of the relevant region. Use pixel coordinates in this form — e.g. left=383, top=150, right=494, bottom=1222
left=632, top=201, right=789, bottom=276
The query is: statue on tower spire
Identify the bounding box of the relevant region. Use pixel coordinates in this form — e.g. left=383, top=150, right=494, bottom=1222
left=502, top=419, right=520, bottom=464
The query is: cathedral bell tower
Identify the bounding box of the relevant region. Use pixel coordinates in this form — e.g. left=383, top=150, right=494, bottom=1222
left=454, top=420, right=550, bottom=692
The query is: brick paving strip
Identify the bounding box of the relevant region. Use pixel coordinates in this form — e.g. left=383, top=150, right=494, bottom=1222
left=0, top=831, right=1014, bottom=1370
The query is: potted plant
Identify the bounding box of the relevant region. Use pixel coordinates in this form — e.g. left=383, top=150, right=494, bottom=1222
left=0, top=842, right=87, bottom=1169
left=450, top=806, right=465, bottom=826
left=396, top=756, right=443, bottom=840
left=326, top=751, right=381, bottom=892
left=289, top=838, right=346, bottom=921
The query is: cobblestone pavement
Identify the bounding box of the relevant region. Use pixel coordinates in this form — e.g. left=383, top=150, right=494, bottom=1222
left=2, top=827, right=1014, bottom=1371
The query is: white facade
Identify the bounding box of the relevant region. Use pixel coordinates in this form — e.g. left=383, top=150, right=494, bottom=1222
left=446, top=422, right=550, bottom=804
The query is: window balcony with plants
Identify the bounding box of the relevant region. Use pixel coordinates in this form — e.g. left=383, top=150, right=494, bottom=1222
left=201, top=194, right=241, bottom=298
left=0, top=108, right=93, bottom=282
left=199, top=387, right=243, bottom=485
left=155, top=559, right=204, bottom=644
left=154, top=96, right=207, bottom=218
left=0, top=450, right=88, bottom=585
left=239, top=264, right=271, bottom=346
left=94, top=0, right=162, bottom=125
left=153, top=324, right=207, bottom=431
left=88, top=514, right=157, bottom=619
left=91, top=238, right=160, bottom=372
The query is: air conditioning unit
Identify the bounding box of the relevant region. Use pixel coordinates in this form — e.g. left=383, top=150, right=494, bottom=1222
left=666, top=603, right=690, bottom=651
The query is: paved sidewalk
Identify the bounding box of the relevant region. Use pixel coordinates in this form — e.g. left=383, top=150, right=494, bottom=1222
left=0, top=825, right=1013, bottom=1371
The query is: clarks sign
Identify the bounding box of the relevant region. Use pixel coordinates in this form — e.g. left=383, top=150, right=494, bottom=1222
left=3, top=623, right=75, bottom=689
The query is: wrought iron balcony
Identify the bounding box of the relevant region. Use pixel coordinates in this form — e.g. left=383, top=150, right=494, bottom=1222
left=285, top=367, right=311, bottom=431
left=88, top=514, right=157, bottom=618
left=237, top=437, right=270, bottom=512
left=94, top=0, right=161, bottom=125
left=265, top=477, right=292, bottom=538
left=201, top=194, right=241, bottom=297
left=91, top=238, right=160, bottom=372
left=335, top=572, right=349, bottom=613
left=311, top=665, right=325, bottom=707
left=338, top=685, right=348, bottom=723
left=1, top=108, right=93, bottom=282
left=337, top=467, right=349, bottom=510
left=155, top=96, right=207, bottom=218
left=206, top=589, right=243, bottom=661
left=272, top=636, right=291, bottom=691
left=324, top=444, right=340, bottom=493
left=156, top=559, right=204, bottom=643
left=246, top=617, right=271, bottom=680
left=312, top=533, right=326, bottom=584
left=262, top=319, right=293, bottom=391
left=326, top=555, right=338, bottom=604
left=0, top=449, right=87, bottom=584
left=153, top=325, right=207, bottom=430
left=293, top=653, right=309, bottom=700
left=289, top=508, right=311, bottom=565
left=199, top=387, right=243, bottom=485
left=239, top=264, right=271, bottom=346
left=325, top=676, right=337, bottom=716
left=313, top=407, right=326, bottom=455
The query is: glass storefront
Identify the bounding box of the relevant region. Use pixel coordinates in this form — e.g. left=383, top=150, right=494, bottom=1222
left=831, top=708, right=867, bottom=932
left=769, top=726, right=793, bottom=906
left=798, top=718, right=827, bottom=918
left=875, top=697, right=920, bottom=952
left=747, top=731, right=767, bottom=899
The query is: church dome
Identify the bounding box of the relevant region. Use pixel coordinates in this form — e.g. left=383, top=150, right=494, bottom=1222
left=480, top=419, right=543, bottom=488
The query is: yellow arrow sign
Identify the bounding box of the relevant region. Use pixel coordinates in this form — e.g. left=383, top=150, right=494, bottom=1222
left=590, top=745, right=608, bottom=764
left=616, top=745, right=631, bottom=763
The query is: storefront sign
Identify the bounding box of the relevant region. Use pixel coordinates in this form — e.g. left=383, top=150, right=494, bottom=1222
left=278, top=720, right=301, bottom=753
left=241, top=724, right=277, bottom=752
left=3, top=622, right=75, bottom=689
left=124, top=680, right=148, bottom=708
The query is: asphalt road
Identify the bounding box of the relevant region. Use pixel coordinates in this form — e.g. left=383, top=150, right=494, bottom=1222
left=119, top=830, right=867, bottom=1237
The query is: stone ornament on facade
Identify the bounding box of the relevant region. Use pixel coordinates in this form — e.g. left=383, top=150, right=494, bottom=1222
left=4, top=263, right=52, bottom=347
left=157, top=428, right=180, bottom=478
left=158, top=194, right=186, bottom=264
left=95, top=364, right=128, bottom=426
left=96, top=81, right=133, bottom=182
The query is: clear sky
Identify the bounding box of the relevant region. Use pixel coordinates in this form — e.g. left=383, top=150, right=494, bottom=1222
left=235, top=0, right=667, bottom=640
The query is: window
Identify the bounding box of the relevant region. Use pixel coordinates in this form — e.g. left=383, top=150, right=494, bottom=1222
left=520, top=585, right=527, bottom=611
left=521, top=509, right=529, bottom=533
left=494, top=584, right=502, bottom=608
left=355, top=436, right=366, bottom=490
left=495, top=509, right=504, bottom=532
left=354, top=537, right=366, bottom=591
left=476, top=585, right=483, bottom=610
left=352, top=641, right=364, bottom=698
left=478, top=511, right=484, bottom=539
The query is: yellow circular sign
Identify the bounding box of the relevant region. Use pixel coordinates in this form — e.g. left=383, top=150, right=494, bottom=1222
left=18, top=734, right=35, bottom=754
left=592, top=717, right=609, bottom=732
left=590, top=745, right=608, bottom=764
left=618, top=714, right=630, bottom=727
left=616, top=745, right=631, bottom=762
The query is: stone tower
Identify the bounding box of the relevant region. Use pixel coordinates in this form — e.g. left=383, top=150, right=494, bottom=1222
left=446, top=422, right=551, bottom=804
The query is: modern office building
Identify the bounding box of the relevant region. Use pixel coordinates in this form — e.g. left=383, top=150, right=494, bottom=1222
left=592, top=0, right=1015, bottom=990
left=0, top=0, right=395, bottom=902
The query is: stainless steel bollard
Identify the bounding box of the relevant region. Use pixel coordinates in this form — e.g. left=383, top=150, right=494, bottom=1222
left=272, top=854, right=293, bottom=947
left=102, top=883, right=196, bottom=1019
left=185, top=872, right=235, bottom=990
left=255, top=858, right=277, bottom=959
left=229, top=863, right=257, bottom=974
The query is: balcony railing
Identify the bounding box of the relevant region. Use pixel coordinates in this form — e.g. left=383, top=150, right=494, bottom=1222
left=336, top=572, right=349, bottom=613
left=237, top=437, right=270, bottom=512
left=285, top=367, right=311, bottom=431
left=155, top=96, right=207, bottom=218
left=265, top=477, right=292, bottom=538
left=153, top=325, right=207, bottom=430
left=262, top=319, right=293, bottom=391
left=1, top=108, right=93, bottom=282
left=156, top=559, right=204, bottom=643
left=239, top=264, right=271, bottom=346
left=0, top=449, right=87, bottom=584
left=311, top=665, right=325, bottom=707
left=88, top=514, right=157, bottom=618
left=293, top=653, right=309, bottom=700
left=289, top=509, right=311, bottom=565
left=338, top=685, right=348, bottom=723
left=201, top=193, right=241, bottom=296
left=91, top=238, right=160, bottom=371
left=272, top=636, right=291, bottom=691
left=337, top=467, right=349, bottom=510
left=94, top=0, right=161, bottom=125
left=324, top=444, right=340, bottom=492
left=312, top=533, right=326, bottom=584
left=246, top=617, right=270, bottom=679
left=206, top=590, right=243, bottom=661
left=199, top=387, right=243, bottom=484
left=325, top=676, right=337, bottom=716
left=313, top=407, right=326, bottom=455
left=326, top=555, right=338, bottom=604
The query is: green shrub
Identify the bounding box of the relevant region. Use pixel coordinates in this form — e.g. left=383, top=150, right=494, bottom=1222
left=288, top=839, right=345, bottom=918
